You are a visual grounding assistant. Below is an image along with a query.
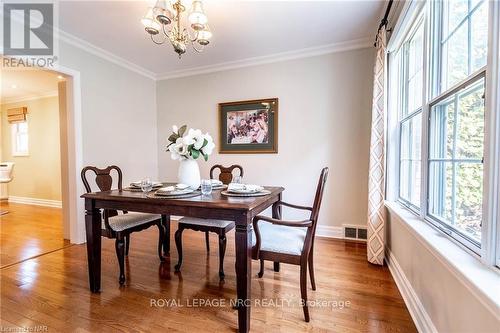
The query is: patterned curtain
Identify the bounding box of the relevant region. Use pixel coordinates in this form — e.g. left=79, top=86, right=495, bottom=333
left=367, top=28, right=387, bottom=265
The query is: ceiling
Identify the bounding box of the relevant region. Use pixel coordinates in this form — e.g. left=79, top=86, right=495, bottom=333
left=59, top=0, right=386, bottom=77
left=0, top=68, right=62, bottom=103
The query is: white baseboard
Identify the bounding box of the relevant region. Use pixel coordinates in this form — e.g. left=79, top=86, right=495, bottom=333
left=316, top=225, right=343, bottom=238
left=385, top=248, right=438, bottom=333
left=8, top=196, right=62, bottom=208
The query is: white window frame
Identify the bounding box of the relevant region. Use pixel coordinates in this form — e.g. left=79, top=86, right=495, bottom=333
left=11, top=121, right=29, bottom=157
left=426, top=70, right=485, bottom=254
left=387, top=0, right=500, bottom=267
left=398, top=17, right=425, bottom=213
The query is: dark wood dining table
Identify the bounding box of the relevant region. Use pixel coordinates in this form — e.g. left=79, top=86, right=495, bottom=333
left=82, top=185, right=284, bottom=333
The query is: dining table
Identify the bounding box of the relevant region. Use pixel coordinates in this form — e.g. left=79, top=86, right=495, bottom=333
left=81, top=184, right=284, bottom=333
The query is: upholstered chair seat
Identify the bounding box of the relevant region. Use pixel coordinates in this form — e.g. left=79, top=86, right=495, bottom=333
left=107, top=213, right=162, bottom=232
left=81, top=165, right=168, bottom=285
left=252, top=223, right=306, bottom=256
left=174, top=164, right=244, bottom=280
left=252, top=167, right=329, bottom=323
left=179, top=217, right=234, bottom=229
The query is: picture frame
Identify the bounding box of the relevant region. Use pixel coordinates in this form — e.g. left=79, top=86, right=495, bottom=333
left=218, top=98, right=278, bottom=154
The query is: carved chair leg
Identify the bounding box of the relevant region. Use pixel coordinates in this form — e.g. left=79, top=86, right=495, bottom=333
left=157, top=222, right=166, bottom=262
left=300, top=262, right=310, bottom=322
left=273, top=262, right=280, bottom=272
left=205, top=231, right=210, bottom=252
left=308, top=249, right=316, bottom=291
left=125, top=235, right=130, bottom=256
left=115, top=234, right=126, bottom=285
left=174, top=228, right=184, bottom=272
left=218, top=234, right=227, bottom=280
left=162, top=215, right=170, bottom=256
left=258, top=259, right=264, bottom=278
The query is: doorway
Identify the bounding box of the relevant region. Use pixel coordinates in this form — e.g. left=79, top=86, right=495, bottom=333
left=0, top=67, right=81, bottom=267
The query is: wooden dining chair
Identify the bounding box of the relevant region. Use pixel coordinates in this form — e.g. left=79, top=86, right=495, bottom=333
left=252, top=167, right=328, bottom=322
left=174, top=164, right=243, bottom=280
left=81, top=165, right=168, bottom=285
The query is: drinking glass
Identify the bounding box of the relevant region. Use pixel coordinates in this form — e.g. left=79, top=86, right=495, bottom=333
left=141, top=178, right=153, bottom=192
left=201, top=179, right=213, bottom=196
left=233, top=175, right=243, bottom=184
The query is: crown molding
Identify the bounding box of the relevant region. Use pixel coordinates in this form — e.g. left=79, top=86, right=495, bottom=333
left=1, top=8, right=155, bottom=80
left=156, top=37, right=373, bottom=81
left=2, top=90, right=58, bottom=105
left=57, top=30, right=157, bottom=80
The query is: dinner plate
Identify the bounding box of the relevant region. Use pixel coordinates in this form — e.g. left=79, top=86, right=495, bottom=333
left=221, top=190, right=271, bottom=197
left=130, top=182, right=163, bottom=188
left=211, top=184, right=227, bottom=190
left=155, top=187, right=194, bottom=196
left=228, top=187, right=264, bottom=194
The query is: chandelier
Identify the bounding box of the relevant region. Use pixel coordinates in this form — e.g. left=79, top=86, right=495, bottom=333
left=141, top=0, right=212, bottom=58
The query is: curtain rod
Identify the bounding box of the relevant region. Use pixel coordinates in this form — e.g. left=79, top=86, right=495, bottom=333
left=374, top=0, right=394, bottom=46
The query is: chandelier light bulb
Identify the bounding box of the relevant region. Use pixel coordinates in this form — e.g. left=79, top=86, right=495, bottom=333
left=154, top=0, right=173, bottom=25
left=141, top=7, right=161, bottom=34
left=189, top=1, right=208, bottom=31
left=197, top=28, right=212, bottom=45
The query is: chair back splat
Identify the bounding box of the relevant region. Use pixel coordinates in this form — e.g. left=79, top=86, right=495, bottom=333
left=81, top=165, right=123, bottom=221
left=210, top=164, right=244, bottom=185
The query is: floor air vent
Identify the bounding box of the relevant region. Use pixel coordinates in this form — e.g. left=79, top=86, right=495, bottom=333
left=342, top=225, right=368, bottom=242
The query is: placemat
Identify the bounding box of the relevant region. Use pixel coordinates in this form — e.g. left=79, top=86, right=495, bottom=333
left=123, top=187, right=145, bottom=192
left=147, top=191, right=201, bottom=199
left=221, top=190, right=271, bottom=197
left=124, top=185, right=163, bottom=192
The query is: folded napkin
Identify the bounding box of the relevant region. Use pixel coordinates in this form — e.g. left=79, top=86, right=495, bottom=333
left=156, top=185, right=193, bottom=195
left=130, top=181, right=162, bottom=188
left=228, top=183, right=264, bottom=193
left=210, top=179, right=223, bottom=186
left=157, top=186, right=175, bottom=193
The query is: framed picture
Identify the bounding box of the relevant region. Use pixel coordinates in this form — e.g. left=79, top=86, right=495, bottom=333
left=218, top=98, right=278, bottom=154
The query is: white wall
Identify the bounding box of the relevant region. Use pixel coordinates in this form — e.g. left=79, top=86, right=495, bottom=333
left=41, top=40, right=158, bottom=242
left=59, top=40, right=158, bottom=184
left=156, top=48, right=374, bottom=228
left=1, top=96, right=62, bottom=201
left=386, top=209, right=500, bottom=333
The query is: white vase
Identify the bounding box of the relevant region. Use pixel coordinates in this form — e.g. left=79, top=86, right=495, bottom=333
left=178, top=158, right=201, bottom=190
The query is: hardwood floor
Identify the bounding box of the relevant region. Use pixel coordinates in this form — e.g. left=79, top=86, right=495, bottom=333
left=0, top=204, right=417, bottom=332
left=0, top=202, right=70, bottom=268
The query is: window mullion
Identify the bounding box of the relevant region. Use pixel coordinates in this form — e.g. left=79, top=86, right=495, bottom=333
left=451, top=93, right=460, bottom=226
left=421, top=6, right=431, bottom=219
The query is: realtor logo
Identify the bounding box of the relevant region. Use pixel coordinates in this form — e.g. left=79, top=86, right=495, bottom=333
left=3, top=3, right=54, bottom=56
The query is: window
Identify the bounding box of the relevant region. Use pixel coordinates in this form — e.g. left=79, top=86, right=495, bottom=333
left=428, top=76, right=485, bottom=247
left=11, top=121, right=29, bottom=156
left=398, top=22, right=424, bottom=209
left=437, top=0, right=488, bottom=93
left=390, top=0, right=492, bottom=255
left=426, top=0, right=488, bottom=252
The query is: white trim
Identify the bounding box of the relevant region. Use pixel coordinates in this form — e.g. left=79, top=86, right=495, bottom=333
left=8, top=196, right=62, bottom=208
left=171, top=219, right=347, bottom=241
left=1, top=90, right=58, bottom=105
left=385, top=247, right=438, bottom=333
left=483, top=0, right=500, bottom=267
left=386, top=201, right=500, bottom=321
left=51, top=64, right=85, bottom=245
left=156, top=37, right=373, bottom=80
left=387, top=0, right=426, bottom=52
left=57, top=30, right=156, bottom=80
left=316, top=225, right=343, bottom=239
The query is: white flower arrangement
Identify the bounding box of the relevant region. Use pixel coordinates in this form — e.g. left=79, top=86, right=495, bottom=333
left=167, top=125, right=215, bottom=161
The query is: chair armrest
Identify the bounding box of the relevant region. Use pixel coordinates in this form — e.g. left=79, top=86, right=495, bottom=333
left=276, top=201, right=313, bottom=212
left=254, top=215, right=313, bottom=228
left=252, top=215, right=312, bottom=259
